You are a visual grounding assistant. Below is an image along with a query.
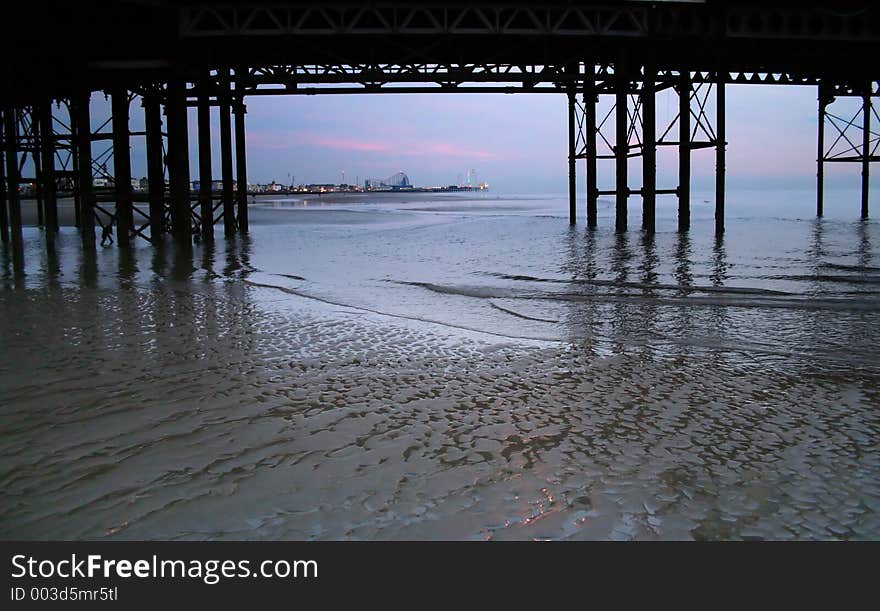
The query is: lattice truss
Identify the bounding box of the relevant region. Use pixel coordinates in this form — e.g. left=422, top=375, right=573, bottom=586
left=188, top=71, right=246, bottom=234
left=69, top=85, right=190, bottom=244
left=821, top=95, right=880, bottom=164
left=180, top=3, right=879, bottom=42
left=573, top=71, right=721, bottom=161
left=237, top=64, right=572, bottom=93
left=2, top=104, right=76, bottom=225
left=227, top=64, right=878, bottom=95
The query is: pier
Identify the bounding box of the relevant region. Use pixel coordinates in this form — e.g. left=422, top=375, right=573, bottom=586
left=1, top=0, right=878, bottom=250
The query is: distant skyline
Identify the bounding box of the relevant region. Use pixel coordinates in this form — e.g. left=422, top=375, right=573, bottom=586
left=82, top=85, right=876, bottom=195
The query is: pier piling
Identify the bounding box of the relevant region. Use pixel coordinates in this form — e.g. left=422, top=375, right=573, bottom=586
left=220, top=70, right=235, bottom=236
left=143, top=92, right=165, bottom=241
left=0, top=111, right=8, bottom=243
left=4, top=109, right=23, bottom=243
left=32, top=111, right=45, bottom=228
left=234, top=74, right=249, bottom=234
left=197, top=80, right=214, bottom=241
left=38, top=101, right=58, bottom=233
left=642, top=65, right=657, bottom=234
left=235, top=82, right=248, bottom=233
left=715, top=73, right=726, bottom=235
left=585, top=78, right=598, bottom=229
left=862, top=88, right=871, bottom=220
left=567, top=89, right=577, bottom=225
left=817, top=85, right=828, bottom=218
left=112, top=88, right=133, bottom=245
left=72, top=91, right=95, bottom=245
left=678, top=71, right=691, bottom=232
left=615, top=63, right=629, bottom=233
left=166, top=77, right=191, bottom=243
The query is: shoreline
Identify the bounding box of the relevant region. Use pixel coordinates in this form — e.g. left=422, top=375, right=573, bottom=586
left=12, top=192, right=506, bottom=227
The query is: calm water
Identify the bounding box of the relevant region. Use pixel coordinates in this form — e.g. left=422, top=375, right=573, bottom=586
left=1, top=189, right=879, bottom=539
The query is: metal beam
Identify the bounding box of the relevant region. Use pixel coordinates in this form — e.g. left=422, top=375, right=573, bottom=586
left=197, top=81, right=214, bottom=241
left=567, top=89, right=576, bottom=225
left=38, top=101, right=58, bottom=232
left=70, top=103, right=82, bottom=230
left=166, top=77, right=191, bottom=243
left=642, top=65, right=656, bottom=234
left=0, top=113, right=7, bottom=243
left=715, top=74, right=726, bottom=235
left=72, top=92, right=95, bottom=245
left=862, top=89, right=871, bottom=220
left=817, top=85, right=827, bottom=217
left=112, top=88, right=133, bottom=245
left=678, top=71, right=691, bottom=232
left=144, top=93, right=166, bottom=240
left=234, top=77, right=249, bottom=234
left=3, top=109, right=21, bottom=242
left=585, top=81, right=598, bottom=229
left=31, top=110, right=44, bottom=227
left=220, top=70, right=235, bottom=236
left=615, top=64, right=628, bottom=233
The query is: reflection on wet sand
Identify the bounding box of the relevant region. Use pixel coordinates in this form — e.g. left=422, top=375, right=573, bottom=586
left=1, top=197, right=879, bottom=540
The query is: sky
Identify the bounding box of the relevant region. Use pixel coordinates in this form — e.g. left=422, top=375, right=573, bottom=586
left=82, top=84, right=876, bottom=195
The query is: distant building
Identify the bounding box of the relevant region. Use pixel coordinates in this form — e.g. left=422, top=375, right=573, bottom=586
left=191, top=180, right=236, bottom=192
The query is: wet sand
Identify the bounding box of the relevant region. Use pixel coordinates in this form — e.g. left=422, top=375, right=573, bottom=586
left=1, top=266, right=876, bottom=540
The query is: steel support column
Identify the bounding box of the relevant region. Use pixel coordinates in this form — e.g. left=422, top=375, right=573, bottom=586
left=0, top=112, right=9, bottom=243
left=615, top=68, right=628, bottom=232
left=220, top=72, right=235, bottom=236
left=3, top=109, right=21, bottom=242
left=817, top=85, right=828, bottom=217
left=143, top=93, right=165, bottom=240
left=862, top=89, right=871, bottom=220
left=166, top=77, right=191, bottom=243
left=715, top=75, right=726, bottom=235
left=112, top=88, right=133, bottom=245
left=71, top=107, right=82, bottom=230
left=642, top=65, right=656, bottom=233
left=585, top=80, right=598, bottom=229
left=197, top=82, right=214, bottom=241
left=32, top=112, right=44, bottom=227
left=38, top=102, right=58, bottom=232
left=234, top=83, right=249, bottom=234
left=678, top=72, right=691, bottom=232
left=72, top=92, right=95, bottom=245
left=567, top=89, right=577, bottom=225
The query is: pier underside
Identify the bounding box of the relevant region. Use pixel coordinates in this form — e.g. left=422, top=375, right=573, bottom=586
left=1, top=1, right=878, bottom=250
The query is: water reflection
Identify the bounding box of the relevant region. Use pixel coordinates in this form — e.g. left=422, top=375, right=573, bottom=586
left=77, top=243, right=97, bottom=289
left=673, top=232, right=693, bottom=296
left=0, top=237, right=26, bottom=290
left=856, top=219, right=872, bottom=270
left=43, top=234, right=61, bottom=288
left=710, top=235, right=728, bottom=288
left=117, top=243, right=138, bottom=288
left=640, top=233, right=659, bottom=291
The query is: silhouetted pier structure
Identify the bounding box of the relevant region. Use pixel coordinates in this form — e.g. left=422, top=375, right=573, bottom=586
left=0, top=1, right=878, bottom=250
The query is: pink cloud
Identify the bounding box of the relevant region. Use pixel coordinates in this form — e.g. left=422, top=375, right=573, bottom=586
left=247, top=130, right=391, bottom=153
left=410, top=142, right=500, bottom=161
left=299, top=134, right=392, bottom=153
left=248, top=129, right=510, bottom=161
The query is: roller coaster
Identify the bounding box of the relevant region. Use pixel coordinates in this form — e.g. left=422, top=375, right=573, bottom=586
left=364, top=172, right=412, bottom=190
